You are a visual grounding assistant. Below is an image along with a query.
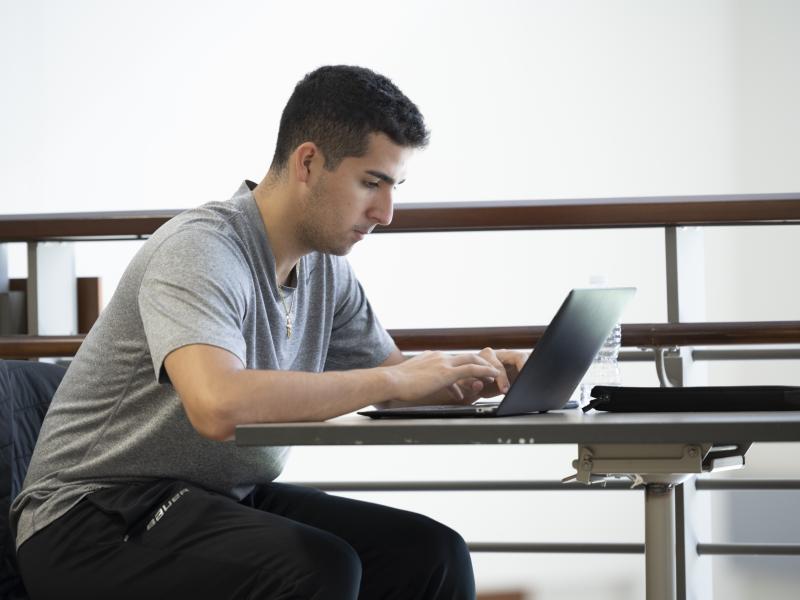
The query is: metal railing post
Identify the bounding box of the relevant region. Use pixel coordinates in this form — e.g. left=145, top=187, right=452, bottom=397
left=664, top=226, right=713, bottom=599
left=664, top=225, right=708, bottom=388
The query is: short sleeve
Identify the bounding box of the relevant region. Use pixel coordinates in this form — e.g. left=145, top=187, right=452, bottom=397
left=138, top=228, right=250, bottom=383
left=323, top=258, right=396, bottom=371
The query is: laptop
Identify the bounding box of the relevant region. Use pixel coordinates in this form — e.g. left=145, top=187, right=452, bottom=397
left=358, top=287, right=636, bottom=419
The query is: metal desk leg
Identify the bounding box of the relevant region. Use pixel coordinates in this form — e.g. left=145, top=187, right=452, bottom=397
left=646, top=483, right=676, bottom=600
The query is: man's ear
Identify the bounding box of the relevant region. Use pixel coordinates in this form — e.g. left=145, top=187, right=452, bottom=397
left=292, top=142, right=321, bottom=185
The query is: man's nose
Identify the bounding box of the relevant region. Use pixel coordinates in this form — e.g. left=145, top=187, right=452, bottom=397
left=369, top=188, right=394, bottom=226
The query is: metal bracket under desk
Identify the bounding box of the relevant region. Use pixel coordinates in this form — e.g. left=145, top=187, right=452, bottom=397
left=564, top=442, right=749, bottom=600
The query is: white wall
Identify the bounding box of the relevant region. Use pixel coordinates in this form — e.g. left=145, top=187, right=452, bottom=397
left=2, top=1, right=800, bottom=598
left=1, top=0, right=743, bottom=211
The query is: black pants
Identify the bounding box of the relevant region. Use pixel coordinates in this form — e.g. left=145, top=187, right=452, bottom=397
left=17, top=480, right=475, bottom=599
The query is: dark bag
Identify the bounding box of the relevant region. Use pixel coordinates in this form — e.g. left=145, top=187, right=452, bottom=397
left=584, top=385, right=800, bottom=413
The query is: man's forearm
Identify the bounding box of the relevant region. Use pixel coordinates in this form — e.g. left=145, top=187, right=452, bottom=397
left=201, top=368, right=396, bottom=440
left=167, top=344, right=501, bottom=441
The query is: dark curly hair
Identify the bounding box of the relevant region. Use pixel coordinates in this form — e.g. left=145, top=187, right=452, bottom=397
left=270, top=65, right=430, bottom=172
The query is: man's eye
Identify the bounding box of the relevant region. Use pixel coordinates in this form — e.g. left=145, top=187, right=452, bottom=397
left=364, top=181, right=380, bottom=189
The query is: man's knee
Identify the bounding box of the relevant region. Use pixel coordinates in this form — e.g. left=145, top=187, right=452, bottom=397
left=255, top=529, right=362, bottom=599
left=420, top=519, right=472, bottom=573
left=402, top=516, right=475, bottom=598
left=309, top=534, right=362, bottom=596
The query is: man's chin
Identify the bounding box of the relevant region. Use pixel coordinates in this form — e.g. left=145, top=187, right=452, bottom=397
left=312, top=234, right=360, bottom=256
left=320, top=243, right=353, bottom=257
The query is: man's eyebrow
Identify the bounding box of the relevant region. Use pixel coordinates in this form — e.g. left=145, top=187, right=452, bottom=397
left=365, top=170, right=405, bottom=186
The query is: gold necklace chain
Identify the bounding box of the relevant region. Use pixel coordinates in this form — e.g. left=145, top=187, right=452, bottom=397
left=276, top=263, right=298, bottom=339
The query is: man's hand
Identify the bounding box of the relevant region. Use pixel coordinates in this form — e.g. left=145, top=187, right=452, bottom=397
left=453, top=348, right=529, bottom=403
left=382, top=351, right=503, bottom=405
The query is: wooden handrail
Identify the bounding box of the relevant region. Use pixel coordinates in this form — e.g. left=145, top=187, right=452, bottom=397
left=1, top=194, right=799, bottom=241
left=0, top=336, right=86, bottom=359
left=391, top=322, right=800, bottom=351
left=3, top=322, right=800, bottom=358
left=385, top=195, right=800, bottom=233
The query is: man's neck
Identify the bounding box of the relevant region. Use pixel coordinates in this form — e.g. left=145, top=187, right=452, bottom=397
left=252, top=176, right=306, bottom=287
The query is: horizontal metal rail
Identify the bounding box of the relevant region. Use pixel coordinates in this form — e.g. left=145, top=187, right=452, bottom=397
left=468, top=541, right=800, bottom=556
left=469, top=542, right=644, bottom=554
left=287, top=480, right=638, bottom=492
left=697, top=543, right=800, bottom=556
left=2, top=194, right=800, bottom=241
left=695, top=479, right=800, bottom=491
left=620, top=350, right=656, bottom=361
left=291, top=479, right=800, bottom=493
left=693, top=349, right=800, bottom=361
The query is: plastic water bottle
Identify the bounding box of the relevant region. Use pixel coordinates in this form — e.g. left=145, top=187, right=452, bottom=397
left=579, top=276, right=622, bottom=407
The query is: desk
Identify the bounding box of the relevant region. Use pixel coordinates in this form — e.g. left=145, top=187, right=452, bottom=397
left=237, top=411, right=800, bottom=600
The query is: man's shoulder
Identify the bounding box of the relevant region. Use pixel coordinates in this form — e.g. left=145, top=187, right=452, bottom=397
left=159, top=200, right=246, bottom=240
left=146, top=199, right=257, bottom=261
left=153, top=181, right=257, bottom=242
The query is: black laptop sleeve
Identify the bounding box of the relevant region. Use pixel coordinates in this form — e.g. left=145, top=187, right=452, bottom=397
left=584, top=385, right=800, bottom=413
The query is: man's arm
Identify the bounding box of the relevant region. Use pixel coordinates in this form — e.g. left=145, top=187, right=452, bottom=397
left=164, top=343, right=501, bottom=441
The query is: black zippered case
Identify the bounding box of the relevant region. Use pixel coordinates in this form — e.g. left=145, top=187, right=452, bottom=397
left=584, top=385, right=800, bottom=413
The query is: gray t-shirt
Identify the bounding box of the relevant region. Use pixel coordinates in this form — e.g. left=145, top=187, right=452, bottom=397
left=11, top=181, right=395, bottom=549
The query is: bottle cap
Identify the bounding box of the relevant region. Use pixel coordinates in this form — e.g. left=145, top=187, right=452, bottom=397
left=589, top=274, right=608, bottom=287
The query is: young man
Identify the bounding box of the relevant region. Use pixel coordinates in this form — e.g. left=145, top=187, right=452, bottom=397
left=12, top=65, right=527, bottom=599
